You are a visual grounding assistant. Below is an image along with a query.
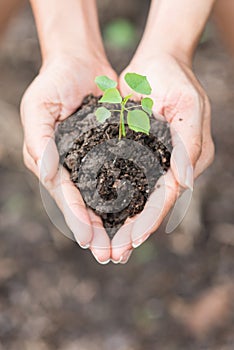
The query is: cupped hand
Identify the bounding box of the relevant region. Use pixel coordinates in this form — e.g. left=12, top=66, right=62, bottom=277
left=21, top=54, right=117, bottom=264
left=111, top=53, right=214, bottom=263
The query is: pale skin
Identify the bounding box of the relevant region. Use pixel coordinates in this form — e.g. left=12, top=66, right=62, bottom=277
left=20, top=0, right=218, bottom=264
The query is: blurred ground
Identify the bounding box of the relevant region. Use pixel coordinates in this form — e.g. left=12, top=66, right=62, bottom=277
left=0, top=1, right=234, bottom=349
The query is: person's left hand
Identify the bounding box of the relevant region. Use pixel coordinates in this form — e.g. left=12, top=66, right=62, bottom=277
left=110, top=53, right=214, bottom=263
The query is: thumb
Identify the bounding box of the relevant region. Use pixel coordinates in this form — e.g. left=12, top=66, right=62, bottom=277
left=21, top=91, right=59, bottom=182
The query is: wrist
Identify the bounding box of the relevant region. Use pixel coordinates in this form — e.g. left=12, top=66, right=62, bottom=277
left=39, top=52, right=112, bottom=79
left=41, top=40, right=107, bottom=66
left=134, top=42, right=193, bottom=68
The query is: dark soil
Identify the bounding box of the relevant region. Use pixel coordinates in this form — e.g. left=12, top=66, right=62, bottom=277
left=55, top=94, right=172, bottom=238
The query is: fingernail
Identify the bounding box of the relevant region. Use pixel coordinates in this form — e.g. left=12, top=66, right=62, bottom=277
left=93, top=253, right=110, bottom=265
left=132, top=232, right=151, bottom=248
left=132, top=238, right=143, bottom=248
left=99, top=259, right=110, bottom=265
left=79, top=242, right=90, bottom=249
left=111, top=257, right=123, bottom=264
left=120, top=249, right=133, bottom=264
left=37, top=158, right=48, bottom=183
left=185, top=165, right=194, bottom=191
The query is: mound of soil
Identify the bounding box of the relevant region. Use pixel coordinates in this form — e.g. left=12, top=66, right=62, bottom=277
left=55, top=94, right=172, bottom=238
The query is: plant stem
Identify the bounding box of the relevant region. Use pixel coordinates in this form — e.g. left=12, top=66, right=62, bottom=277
left=125, top=105, right=141, bottom=111
left=119, top=112, right=122, bottom=140
left=119, top=102, right=126, bottom=140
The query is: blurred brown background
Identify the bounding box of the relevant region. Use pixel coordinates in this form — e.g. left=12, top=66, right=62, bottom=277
left=0, top=1, right=234, bottom=349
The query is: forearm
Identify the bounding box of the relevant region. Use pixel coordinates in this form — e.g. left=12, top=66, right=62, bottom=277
left=136, top=0, right=216, bottom=64
left=30, top=0, right=105, bottom=61
left=0, top=0, right=25, bottom=36
left=213, top=0, right=234, bottom=57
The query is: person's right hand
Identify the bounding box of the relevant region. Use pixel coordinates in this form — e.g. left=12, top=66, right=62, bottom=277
left=21, top=54, right=117, bottom=264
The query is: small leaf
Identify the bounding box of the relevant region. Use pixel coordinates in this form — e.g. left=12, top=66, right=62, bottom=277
left=127, top=110, right=150, bottom=135
left=141, top=97, right=153, bottom=115
left=95, top=107, right=111, bottom=123
left=99, top=88, right=122, bottom=104
left=123, top=94, right=132, bottom=104
left=95, top=75, right=117, bottom=91
left=124, top=73, right=152, bottom=95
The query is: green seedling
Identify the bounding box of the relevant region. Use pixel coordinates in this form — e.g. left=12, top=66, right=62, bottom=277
left=95, top=73, right=153, bottom=140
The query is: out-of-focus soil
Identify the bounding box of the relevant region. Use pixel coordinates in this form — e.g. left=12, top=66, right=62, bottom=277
left=0, top=1, right=233, bottom=349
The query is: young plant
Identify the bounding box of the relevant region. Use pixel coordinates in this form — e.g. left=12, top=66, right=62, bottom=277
left=94, top=73, right=154, bottom=140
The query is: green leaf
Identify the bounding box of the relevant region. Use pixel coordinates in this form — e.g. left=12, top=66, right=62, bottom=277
left=124, top=73, right=152, bottom=95
left=95, top=107, right=111, bottom=123
left=123, top=94, right=132, bottom=104
left=99, top=88, right=122, bottom=104
left=127, top=110, right=150, bottom=135
left=95, top=75, right=117, bottom=91
left=141, top=97, right=153, bottom=115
